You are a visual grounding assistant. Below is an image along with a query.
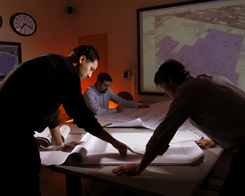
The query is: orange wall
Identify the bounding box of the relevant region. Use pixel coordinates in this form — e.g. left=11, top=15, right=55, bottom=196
left=1, top=0, right=185, bottom=107
left=70, top=0, right=188, bottom=103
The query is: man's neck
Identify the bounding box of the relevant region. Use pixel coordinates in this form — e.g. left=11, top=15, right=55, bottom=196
left=94, top=82, right=100, bottom=92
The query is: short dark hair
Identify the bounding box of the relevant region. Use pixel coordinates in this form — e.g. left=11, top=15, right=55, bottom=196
left=69, top=44, right=100, bottom=63
left=154, top=59, right=191, bottom=85
left=97, top=73, right=112, bottom=83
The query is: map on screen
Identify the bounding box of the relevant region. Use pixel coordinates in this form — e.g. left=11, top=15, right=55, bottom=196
left=138, top=0, right=245, bottom=94
left=0, top=42, right=21, bottom=80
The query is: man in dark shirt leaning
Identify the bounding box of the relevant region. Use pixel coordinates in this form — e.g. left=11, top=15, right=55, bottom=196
left=112, top=59, right=245, bottom=196
left=1, top=45, right=132, bottom=196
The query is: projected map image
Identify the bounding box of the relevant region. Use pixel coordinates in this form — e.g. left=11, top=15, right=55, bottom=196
left=141, top=0, right=245, bottom=92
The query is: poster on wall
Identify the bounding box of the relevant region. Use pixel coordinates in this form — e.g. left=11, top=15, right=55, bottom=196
left=0, top=41, right=22, bottom=81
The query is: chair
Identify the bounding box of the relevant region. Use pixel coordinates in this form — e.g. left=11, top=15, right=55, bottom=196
left=117, top=91, right=134, bottom=101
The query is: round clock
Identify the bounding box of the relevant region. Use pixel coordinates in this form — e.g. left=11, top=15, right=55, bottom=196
left=0, top=15, right=2, bottom=28
left=10, top=13, right=37, bottom=36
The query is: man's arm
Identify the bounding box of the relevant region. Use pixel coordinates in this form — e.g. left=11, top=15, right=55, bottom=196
left=111, top=139, right=218, bottom=176
left=110, top=89, right=149, bottom=109
left=49, top=124, right=133, bottom=154
left=112, top=84, right=196, bottom=175
left=138, top=104, right=150, bottom=108
left=49, top=125, right=63, bottom=146
left=96, top=128, right=134, bottom=156
left=61, top=79, right=133, bottom=155
left=50, top=125, right=80, bottom=151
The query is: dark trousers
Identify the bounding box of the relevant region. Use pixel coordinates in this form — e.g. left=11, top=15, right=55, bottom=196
left=219, top=145, right=245, bottom=196
left=3, top=133, right=41, bottom=196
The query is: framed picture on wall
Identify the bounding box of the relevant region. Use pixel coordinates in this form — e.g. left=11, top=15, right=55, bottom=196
left=0, top=41, right=22, bottom=81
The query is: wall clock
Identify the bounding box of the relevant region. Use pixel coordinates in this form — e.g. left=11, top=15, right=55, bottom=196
left=10, top=13, right=37, bottom=36
left=0, top=15, right=2, bottom=28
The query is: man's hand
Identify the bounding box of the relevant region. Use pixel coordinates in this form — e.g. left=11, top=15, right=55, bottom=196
left=112, top=149, right=158, bottom=176
left=196, top=139, right=217, bottom=148
left=111, top=163, right=141, bottom=176
left=138, top=104, right=150, bottom=108
left=54, top=141, right=80, bottom=151
left=111, top=140, right=134, bottom=156
left=116, top=101, right=123, bottom=113
left=96, top=128, right=134, bottom=157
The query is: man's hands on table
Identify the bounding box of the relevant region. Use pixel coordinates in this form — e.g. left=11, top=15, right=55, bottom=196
left=111, top=163, right=141, bottom=176
left=111, top=150, right=158, bottom=176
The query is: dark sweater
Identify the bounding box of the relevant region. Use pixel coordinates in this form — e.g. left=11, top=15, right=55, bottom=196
left=0, top=54, right=102, bottom=136
left=147, top=74, right=245, bottom=154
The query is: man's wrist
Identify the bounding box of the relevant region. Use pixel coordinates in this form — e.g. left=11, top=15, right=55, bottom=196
left=56, top=142, right=65, bottom=148
left=109, top=138, right=117, bottom=146
left=137, top=163, right=145, bottom=173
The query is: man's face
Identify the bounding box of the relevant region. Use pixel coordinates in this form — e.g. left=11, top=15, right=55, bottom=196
left=97, top=80, right=111, bottom=93
left=77, top=57, right=98, bottom=80
left=160, top=82, right=177, bottom=99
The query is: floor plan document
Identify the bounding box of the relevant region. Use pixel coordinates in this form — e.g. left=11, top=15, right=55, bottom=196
left=95, top=101, right=172, bottom=130
left=39, top=131, right=204, bottom=166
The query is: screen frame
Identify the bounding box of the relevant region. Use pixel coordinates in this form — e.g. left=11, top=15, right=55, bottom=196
left=137, top=0, right=217, bottom=95
left=0, top=41, right=22, bottom=81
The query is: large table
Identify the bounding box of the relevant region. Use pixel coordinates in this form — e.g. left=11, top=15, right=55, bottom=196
left=50, top=125, right=223, bottom=196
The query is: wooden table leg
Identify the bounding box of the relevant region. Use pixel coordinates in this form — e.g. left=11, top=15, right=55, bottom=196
left=66, top=174, right=82, bottom=196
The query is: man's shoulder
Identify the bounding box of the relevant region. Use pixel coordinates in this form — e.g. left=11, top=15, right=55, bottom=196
left=107, top=87, right=116, bottom=94
left=180, top=74, right=229, bottom=95
left=195, top=74, right=229, bottom=87
left=184, top=75, right=213, bottom=87
left=84, top=85, right=96, bottom=95
left=35, top=53, right=63, bottom=60
left=178, top=75, right=209, bottom=95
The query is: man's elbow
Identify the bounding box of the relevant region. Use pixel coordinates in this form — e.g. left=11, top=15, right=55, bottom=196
left=92, top=108, right=99, bottom=115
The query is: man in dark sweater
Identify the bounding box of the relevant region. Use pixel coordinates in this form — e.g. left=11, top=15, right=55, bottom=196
left=1, top=45, right=132, bottom=195
left=112, top=59, right=245, bottom=196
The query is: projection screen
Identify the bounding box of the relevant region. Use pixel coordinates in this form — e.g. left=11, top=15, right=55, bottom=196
left=137, top=0, right=245, bottom=95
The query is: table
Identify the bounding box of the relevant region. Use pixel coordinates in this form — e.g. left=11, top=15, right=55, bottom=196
left=51, top=125, right=223, bottom=196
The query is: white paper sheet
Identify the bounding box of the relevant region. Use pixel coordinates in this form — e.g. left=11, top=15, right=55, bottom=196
left=39, top=132, right=204, bottom=166
left=39, top=132, right=86, bottom=166
left=95, top=101, right=172, bottom=130
left=81, top=132, right=204, bottom=166
left=39, top=101, right=207, bottom=166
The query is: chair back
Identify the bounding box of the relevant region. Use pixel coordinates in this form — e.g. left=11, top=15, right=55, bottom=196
left=117, top=91, right=134, bottom=101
